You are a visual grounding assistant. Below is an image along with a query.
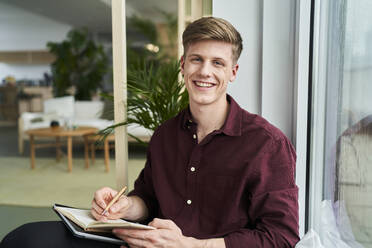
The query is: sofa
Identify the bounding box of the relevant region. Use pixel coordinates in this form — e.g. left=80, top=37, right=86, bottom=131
left=18, top=96, right=152, bottom=154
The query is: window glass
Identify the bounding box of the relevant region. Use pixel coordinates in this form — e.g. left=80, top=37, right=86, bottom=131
left=315, top=0, right=372, bottom=247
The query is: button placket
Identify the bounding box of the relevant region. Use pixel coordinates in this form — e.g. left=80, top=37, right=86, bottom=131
left=186, top=145, right=201, bottom=209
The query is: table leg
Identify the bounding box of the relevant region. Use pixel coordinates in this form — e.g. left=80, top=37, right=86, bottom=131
left=104, top=138, right=110, bottom=172
left=56, top=136, right=61, bottom=162
left=84, top=136, right=89, bottom=169
left=67, top=136, right=72, bottom=172
left=90, top=142, right=95, bottom=164
left=30, top=135, right=35, bottom=169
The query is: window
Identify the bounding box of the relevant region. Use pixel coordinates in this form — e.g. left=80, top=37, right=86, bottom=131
left=310, top=0, right=372, bottom=246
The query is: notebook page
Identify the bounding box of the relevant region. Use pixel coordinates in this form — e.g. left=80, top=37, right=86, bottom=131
left=55, top=206, right=130, bottom=226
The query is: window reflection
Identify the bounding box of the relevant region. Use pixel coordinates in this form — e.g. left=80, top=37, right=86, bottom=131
left=322, top=0, right=372, bottom=246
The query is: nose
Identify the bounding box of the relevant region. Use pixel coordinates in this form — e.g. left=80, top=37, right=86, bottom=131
left=198, top=62, right=212, bottom=78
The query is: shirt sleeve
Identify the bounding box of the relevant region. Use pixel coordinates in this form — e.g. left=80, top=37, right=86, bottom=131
left=127, top=146, right=159, bottom=223
left=224, top=137, right=300, bottom=248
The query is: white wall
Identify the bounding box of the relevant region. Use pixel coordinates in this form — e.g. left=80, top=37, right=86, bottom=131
left=0, top=2, right=71, bottom=81
left=213, top=0, right=296, bottom=140
left=213, top=1, right=262, bottom=115
left=213, top=0, right=309, bottom=237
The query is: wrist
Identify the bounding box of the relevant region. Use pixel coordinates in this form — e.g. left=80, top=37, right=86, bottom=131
left=187, top=237, right=225, bottom=248
left=123, top=196, right=149, bottom=222
left=121, top=196, right=134, bottom=219
left=185, top=236, right=201, bottom=248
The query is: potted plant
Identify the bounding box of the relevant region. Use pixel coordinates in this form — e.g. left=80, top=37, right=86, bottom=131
left=47, top=28, right=109, bottom=100
left=98, top=13, right=185, bottom=144
left=99, top=59, right=188, bottom=145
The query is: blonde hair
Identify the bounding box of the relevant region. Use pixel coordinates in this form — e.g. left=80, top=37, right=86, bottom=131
left=182, top=17, right=243, bottom=63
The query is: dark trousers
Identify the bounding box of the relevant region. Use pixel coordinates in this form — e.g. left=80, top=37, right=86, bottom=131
left=0, top=221, right=121, bottom=248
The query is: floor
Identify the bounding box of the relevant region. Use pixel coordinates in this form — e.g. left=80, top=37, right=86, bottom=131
left=0, top=125, right=147, bottom=241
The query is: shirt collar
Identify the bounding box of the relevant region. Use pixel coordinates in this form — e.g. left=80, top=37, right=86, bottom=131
left=181, top=94, right=242, bottom=136
left=220, top=95, right=242, bottom=136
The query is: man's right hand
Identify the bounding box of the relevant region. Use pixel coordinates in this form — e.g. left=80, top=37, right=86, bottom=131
left=91, top=187, right=132, bottom=221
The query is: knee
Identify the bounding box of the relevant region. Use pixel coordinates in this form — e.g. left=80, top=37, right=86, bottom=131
left=1, top=222, right=37, bottom=247
left=0, top=221, right=66, bottom=248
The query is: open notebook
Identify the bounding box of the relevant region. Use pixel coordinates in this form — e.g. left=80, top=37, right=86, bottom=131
left=54, top=205, right=155, bottom=233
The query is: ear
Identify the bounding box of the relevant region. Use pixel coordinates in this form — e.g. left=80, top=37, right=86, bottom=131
left=180, top=56, right=185, bottom=75
left=229, top=64, right=239, bottom=82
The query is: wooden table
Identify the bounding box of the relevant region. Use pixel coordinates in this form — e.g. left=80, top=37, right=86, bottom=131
left=26, top=126, right=98, bottom=172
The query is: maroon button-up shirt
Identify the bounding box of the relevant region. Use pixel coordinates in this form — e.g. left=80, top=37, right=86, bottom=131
left=129, top=95, right=299, bottom=247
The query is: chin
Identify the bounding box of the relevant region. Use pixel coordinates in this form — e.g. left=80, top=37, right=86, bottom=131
left=191, top=95, right=216, bottom=106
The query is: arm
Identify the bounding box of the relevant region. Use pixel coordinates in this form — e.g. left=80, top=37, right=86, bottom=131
left=224, top=137, right=299, bottom=247
left=224, top=188, right=299, bottom=247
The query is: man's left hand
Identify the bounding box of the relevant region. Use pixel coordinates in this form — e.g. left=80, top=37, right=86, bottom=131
left=113, top=218, right=194, bottom=248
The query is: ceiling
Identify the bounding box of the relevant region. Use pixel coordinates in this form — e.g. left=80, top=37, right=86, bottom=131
left=1, top=0, right=178, bottom=34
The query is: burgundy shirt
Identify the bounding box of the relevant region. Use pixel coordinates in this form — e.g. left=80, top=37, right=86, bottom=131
left=129, top=95, right=299, bottom=247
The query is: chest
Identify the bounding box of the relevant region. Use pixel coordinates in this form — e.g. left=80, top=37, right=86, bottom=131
left=150, top=131, right=266, bottom=191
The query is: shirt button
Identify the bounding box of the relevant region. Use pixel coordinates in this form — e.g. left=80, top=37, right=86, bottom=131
left=188, top=119, right=192, bottom=123
left=187, top=200, right=192, bottom=205
left=193, top=134, right=197, bottom=139
left=190, top=167, right=195, bottom=172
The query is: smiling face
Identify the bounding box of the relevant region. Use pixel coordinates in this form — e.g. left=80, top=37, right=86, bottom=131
left=181, top=40, right=239, bottom=109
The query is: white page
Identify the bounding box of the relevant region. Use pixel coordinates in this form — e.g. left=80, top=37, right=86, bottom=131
left=54, top=206, right=155, bottom=230
left=55, top=207, right=127, bottom=225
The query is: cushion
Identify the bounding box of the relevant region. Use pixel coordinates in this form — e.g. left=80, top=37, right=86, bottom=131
left=43, top=96, right=75, bottom=119
left=127, top=125, right=153, bottom=137
left=73, top=119, right=114, bottom=130
left=74, top=101, right=104, bottom=119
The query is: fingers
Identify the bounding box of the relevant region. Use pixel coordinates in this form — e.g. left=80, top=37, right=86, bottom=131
left=108, top=195, right=130, bottom=214
left=91, top=187, right=117, bottom=220
left=124, top=237, right=152, bottom=248
left=94, top=187, right=118, bottom=208
left=91, top=187, right=133, bottom=221
left=148, top=218, right=177, bottom=230
left=114, top=229, right=154, bottom=248
left=91, top=199, right=108, bottom=221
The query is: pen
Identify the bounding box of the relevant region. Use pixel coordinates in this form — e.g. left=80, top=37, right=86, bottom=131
left=101, top=186, right=127, bottom=216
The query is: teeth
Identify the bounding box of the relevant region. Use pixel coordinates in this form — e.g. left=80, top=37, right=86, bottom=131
left=195, top=81, right=213, bottom=87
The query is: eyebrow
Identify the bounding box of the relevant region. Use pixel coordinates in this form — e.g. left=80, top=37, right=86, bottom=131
left=188, top=53, right=227, bottom=62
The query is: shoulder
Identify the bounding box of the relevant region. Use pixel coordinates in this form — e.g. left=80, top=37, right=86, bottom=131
left=228, top=95, right=289, bottom=144
left=240, top=109, right=296, bottom=158
left=148, top=109, right=186, bottom=143
left=241, top=109, right=288, bottom=142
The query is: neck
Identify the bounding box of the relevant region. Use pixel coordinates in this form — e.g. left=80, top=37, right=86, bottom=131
left=189, top=95, right=229, bottom=142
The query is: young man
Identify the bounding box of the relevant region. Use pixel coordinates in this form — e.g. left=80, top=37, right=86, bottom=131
left=91, top=17, right=299, bottom=247
left=0, top=17, right=299, bottom=248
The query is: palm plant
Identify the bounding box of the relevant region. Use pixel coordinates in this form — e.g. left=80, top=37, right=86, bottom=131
left=99, top=60, right=189, bottom=145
